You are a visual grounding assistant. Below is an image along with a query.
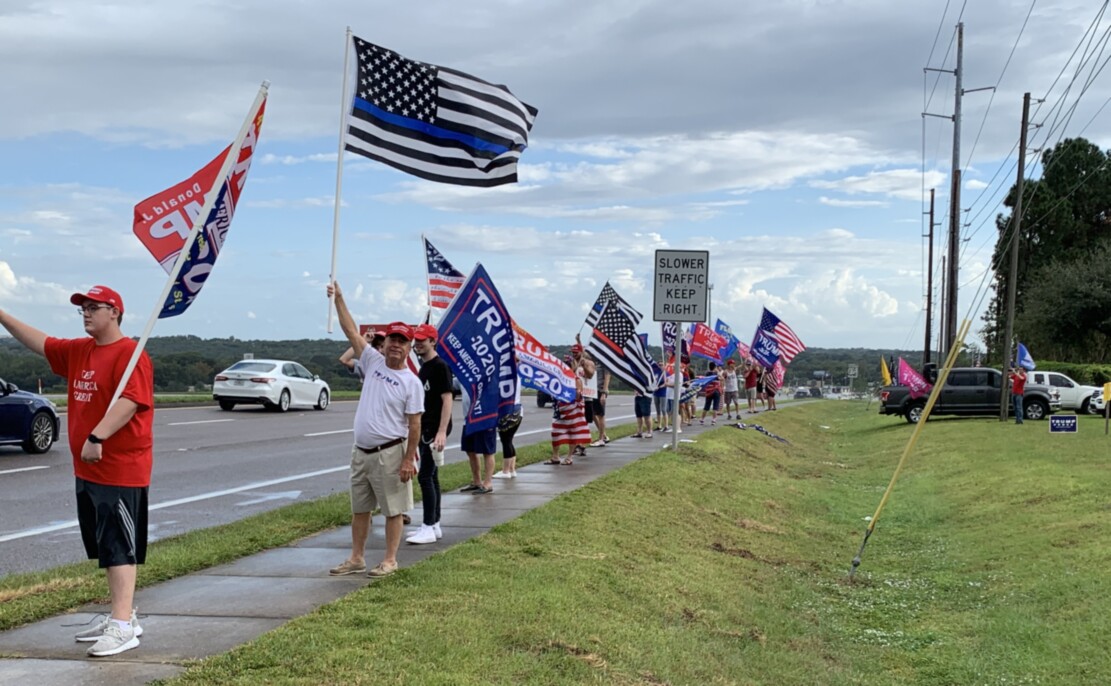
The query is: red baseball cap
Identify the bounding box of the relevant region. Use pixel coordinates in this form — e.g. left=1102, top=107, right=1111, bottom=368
left=570, top=343, right=583, bottom=353
left=414, top=324, right=439, bottom=341
left=726, top=360, right=735, bottom=366
left=384, top=321, right=414, bottom=341
left=70, top=285, right=124, bottom=314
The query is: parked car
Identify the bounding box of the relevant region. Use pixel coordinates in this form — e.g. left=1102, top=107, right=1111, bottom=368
left=0, top=377, right=60, bottom=453
left=537, top=390, right=554, bottom=408
left=793, top=389, right=810, bottom=399
left=1087, top=388, right=1107, bottom=415
left=879, top=367, right=1060, bottom=424
left=1028, top=371, right=1100, bottom=413
left=213, top=359, right=330, bottom=412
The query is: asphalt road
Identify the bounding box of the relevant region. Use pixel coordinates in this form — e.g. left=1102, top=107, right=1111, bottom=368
left=0, top=396, right=639, bottom=577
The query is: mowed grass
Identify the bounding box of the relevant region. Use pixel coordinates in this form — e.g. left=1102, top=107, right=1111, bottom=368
left=151, top=405, right=1111, bottom=685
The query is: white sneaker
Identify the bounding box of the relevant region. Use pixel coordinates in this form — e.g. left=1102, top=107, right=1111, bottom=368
left=87, top=621, right=139, bottom=657
left=432, top=522, right=443, bottom=539
left=676, top=427, right=683, bottom=434
left=406, top=524, right=437, bottom=545
left=492, top=471, right=511, bottom=479
left=645, top=432, right=653, bottom=438
left=590, top=439, right=606, bottom=448
left=75, top=609, right=143, bottom=642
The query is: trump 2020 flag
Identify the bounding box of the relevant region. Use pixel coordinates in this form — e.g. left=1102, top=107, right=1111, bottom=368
left=897, top=357, right=933, bottom=399
left=750, top=328, right=780, bottom=369
left=690, top=322, right=726, bottom=364
left=715, top=319, right=739, bottom=361
left=513, top=319, right=576, bottom=404
left=1016, top=342, right=1036, bottom=371
left=133, top=97, right=266, bottom=317
left=345, top=36, right=538, bottom=187
left=436, top=264, right=518, bottom=434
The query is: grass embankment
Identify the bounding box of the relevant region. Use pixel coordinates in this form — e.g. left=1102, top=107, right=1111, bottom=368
left=5, top=405, right=1111, bottom=683
left=160, top=405, right=1111, bottom=685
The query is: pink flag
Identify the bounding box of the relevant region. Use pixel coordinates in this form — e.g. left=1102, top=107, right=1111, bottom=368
left=897, top=358, right=932, bottom=399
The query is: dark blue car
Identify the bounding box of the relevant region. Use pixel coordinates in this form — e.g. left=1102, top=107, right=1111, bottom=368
left=0, top=377, right=60, bottom=454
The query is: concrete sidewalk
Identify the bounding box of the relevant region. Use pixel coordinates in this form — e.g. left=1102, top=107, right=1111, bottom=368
left=0, top=422, right=723, bottom=685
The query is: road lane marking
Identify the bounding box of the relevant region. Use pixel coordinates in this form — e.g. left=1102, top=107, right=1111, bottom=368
left=167, top=419, right=236, bottom=426
left=0, top=466, right=50, bottom=476
left=0, top=413, right=638, bottom=544
left=304, top=429, right=353, bottom=437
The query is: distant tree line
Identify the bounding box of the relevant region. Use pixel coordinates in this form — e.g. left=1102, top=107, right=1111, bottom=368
left=1, top=336, right=930, bottom=396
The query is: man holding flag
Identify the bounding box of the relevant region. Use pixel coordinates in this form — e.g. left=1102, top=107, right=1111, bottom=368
left=0, top=288, right=154, bottom=657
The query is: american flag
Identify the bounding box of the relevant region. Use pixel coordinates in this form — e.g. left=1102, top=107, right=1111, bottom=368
left=424, top=237, right=466, bottom=309
left=585, top=282, right=643, bottom=330
left=344, top=37, right=538, bottom=187
left=587, top=301, right=654, bottom=395
left=757, top=307, right=806, bottom=364
left=765, top=360, right=786, bottom=393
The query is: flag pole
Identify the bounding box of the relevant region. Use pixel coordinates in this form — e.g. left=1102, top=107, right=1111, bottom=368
left=108, top=82, right=270, bottom=408
left=421, top=234, right=436, bottom=326
left=327, top=27, right=354, bottom=333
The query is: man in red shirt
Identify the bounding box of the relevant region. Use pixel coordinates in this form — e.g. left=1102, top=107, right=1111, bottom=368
left=1009, top=367, right=1027, bottom=425
left=0, top=286, right=154, bottom=657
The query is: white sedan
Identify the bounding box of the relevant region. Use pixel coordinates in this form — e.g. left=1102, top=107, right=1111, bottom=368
left=213, top=359, right=330, bottom=412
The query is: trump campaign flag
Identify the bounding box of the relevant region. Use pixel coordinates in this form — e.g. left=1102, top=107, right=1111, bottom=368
left=690, top=322, right=726, bottom=364
left=133, top=94, right=266, bottom=317
left=897, top=358, right=933, bottom=399
left=1015, top=342, right=1036, bottom=371
left=715, top=319, right=740, bottom=361
left=754, top=307, right=806, bottom=364
left=513, top=320, right=576, bottom=403
left=435, top=264, right=519, bottom=434
left=750, top=328, right=781, bottom=369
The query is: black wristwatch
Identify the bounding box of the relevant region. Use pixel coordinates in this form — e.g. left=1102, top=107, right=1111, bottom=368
left=87, top=433, right=104, bottom=445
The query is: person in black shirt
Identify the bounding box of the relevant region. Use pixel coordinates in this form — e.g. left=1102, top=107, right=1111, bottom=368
left=407, top=324, right=454, bottom=544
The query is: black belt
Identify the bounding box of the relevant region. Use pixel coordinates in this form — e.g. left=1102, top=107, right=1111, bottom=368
left=355, top=437, right=405, bottom=454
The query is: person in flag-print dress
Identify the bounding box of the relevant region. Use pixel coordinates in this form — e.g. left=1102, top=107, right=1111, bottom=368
left=548, top=356, right=591, bottom=465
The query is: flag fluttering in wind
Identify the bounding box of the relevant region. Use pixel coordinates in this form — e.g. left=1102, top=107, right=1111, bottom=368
left=585, top=282, right=643, bottom=330
left=661, top=321, right=690, bottom=364
left=690, top=322, right=726, bottom=364
left=896, top=358, right=932, bottom=399
left=435, top=264, right=518, bottom=434
left=714, top=319, right=740, bottom=361
left=1015, top=342, right=1036, bottom=371
left=513, top=319, right=576, bottom=404
left=423, top=236, right=466, bottom=310
left=133, top=95, right=266, bottom=317
left=881, top=356, right=893, bottom=386
left=754, top=307, right=806, bottom=364
left=587, top=300, right=654, bottom=395
left=344, top=36, right=538, bottom=187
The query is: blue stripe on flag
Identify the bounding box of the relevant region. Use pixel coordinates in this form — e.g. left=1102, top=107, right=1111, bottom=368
left=352, top=98, right=511, bottom=156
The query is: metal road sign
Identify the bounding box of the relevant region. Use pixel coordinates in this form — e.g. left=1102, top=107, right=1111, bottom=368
left=653, top=249, right=709, bottom=322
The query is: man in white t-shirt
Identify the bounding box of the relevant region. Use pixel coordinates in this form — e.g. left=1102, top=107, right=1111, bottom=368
left=326, top=282, right=424, bottom=579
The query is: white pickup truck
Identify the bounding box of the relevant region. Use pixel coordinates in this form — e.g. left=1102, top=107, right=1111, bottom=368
left=1027, top=371, right=1100, bottom=413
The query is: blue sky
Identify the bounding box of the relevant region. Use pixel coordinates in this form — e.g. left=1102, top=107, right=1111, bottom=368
left=2, top=0, right=1110, bottom=350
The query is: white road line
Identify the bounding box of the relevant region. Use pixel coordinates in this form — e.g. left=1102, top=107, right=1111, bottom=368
left=0, top=412, right=639, bottom=544
left=167, top=419, right=236, bottom=427
left=304, top=429, right=353, bottom=437
left=0, top=466, right=50, bottom=476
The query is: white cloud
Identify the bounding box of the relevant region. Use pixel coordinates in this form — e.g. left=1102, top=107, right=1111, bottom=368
left=818, top=196, right=889, bottom=208
left=965, top=179, right=989, bottom=191
left=811, top=169, right=947, bottom=201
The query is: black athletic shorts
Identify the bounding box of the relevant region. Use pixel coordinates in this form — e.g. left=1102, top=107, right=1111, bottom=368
left=590, top=397, right=606, bottom=418
left=75, top=477, right=149, bottom=568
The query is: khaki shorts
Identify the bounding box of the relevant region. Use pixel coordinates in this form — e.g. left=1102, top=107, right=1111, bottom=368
left=350, top=442, right=413, bottom=518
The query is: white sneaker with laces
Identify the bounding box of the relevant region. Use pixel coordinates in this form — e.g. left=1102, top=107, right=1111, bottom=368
left=87, top=622, right=139, bottom=657
left=406, top=524, right=437, bottom=545
left=492, top=471, right=511, bottom=479
left=75, top=609, right=142, bottom=643
left=590, top=439, right=606, bottom=448
left=432, top=522, right=443, bottom=539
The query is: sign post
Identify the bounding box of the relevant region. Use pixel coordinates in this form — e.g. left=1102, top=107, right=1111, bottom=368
left=653, top=250, right=710, bottom=450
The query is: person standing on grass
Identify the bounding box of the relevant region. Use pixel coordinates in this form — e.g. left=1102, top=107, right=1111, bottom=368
left=1, top=286, right=154, bottom=657
left=653, top=371, right=669, bottom=433
left=406, top=324, right=453, bottom=545
left=1009, top=366, right=1027, bottom=425
left=494, top=382, right=523, bottom=479
left=327, top=283, right=423, bottom=579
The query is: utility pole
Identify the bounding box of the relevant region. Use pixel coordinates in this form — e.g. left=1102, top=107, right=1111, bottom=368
left=938, top=254, right=946, bottom=363
left=924, top=188, right=936, bottom=365
left=945, top=22, right=964, bottom=359
left=922, top=22, right=994, bottom=360
left=1000, top=92, right=1031, bottom=422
